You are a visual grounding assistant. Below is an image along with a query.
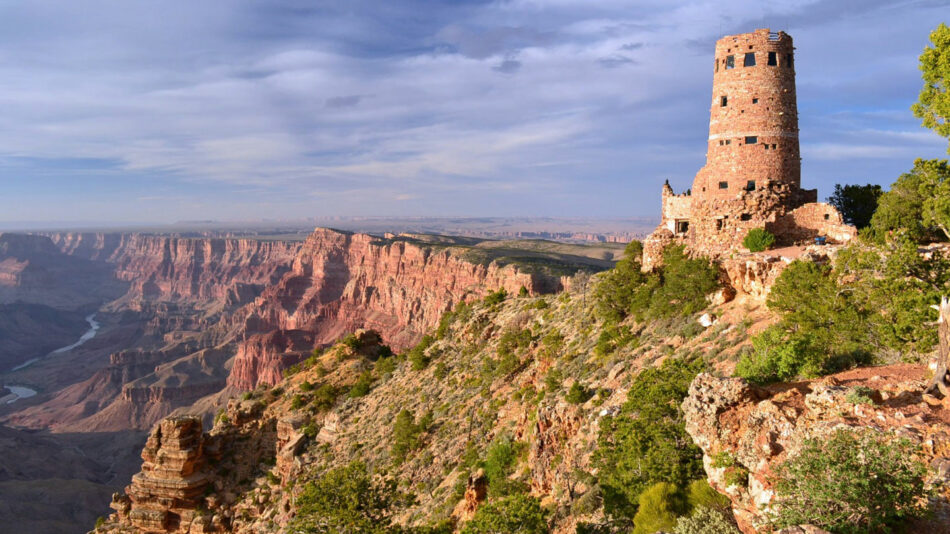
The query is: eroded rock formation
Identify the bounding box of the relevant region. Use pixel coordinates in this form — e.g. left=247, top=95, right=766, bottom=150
left=683, top=366, right=950, bottom=533
left=110, top=416, right=215, bottom=533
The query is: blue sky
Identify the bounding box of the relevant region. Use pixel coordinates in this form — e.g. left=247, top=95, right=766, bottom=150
left=0, top=0, right=947, bottom=226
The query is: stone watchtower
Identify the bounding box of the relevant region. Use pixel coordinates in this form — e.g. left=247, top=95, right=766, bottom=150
left=642, top=29, right=854, bottom=269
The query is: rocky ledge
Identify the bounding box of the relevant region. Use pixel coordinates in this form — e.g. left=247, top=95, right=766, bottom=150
left=682, top=364, right=950, bottom=533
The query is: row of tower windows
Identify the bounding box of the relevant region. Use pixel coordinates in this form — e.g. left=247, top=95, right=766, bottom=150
left=717, top=51, right=792, bottom=72
left=715, top=137, right=777, bottom=148
left=720, top=95, right=760, bottom=107
left=717, top=180, right=757, bottom=190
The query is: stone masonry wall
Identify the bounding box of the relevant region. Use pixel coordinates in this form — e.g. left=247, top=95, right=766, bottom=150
left=768, top=202, right=858, bottom=245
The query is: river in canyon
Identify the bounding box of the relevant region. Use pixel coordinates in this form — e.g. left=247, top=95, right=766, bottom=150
left=4, top=313, right=100, bottom=404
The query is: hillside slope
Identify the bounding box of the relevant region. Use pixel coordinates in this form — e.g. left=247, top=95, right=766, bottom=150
left=98, top=264, right=761, bottom=533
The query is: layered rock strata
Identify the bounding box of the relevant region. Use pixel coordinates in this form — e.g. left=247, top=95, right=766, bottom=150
left=110, top=416, right=215, bottom=533
left=228, top=229, right=553, bottom=389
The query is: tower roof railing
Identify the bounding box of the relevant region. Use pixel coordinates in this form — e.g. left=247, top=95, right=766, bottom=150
left=768, top=31, right=780, bottom=41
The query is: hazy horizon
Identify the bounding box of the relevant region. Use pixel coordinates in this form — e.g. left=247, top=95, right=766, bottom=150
left=1, top=0, right=948, bottom=224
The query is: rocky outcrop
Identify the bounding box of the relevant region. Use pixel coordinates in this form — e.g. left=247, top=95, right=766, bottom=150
left=719, top=245, right=842, bottom=302
left=683, top=366, right=950, bottom=533
left=110, top=416, right=215, bottom=533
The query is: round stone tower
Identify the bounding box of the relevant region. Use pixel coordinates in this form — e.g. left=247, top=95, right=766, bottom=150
left=694, top=29, right=799, bottom=197
left=686, top=28, right=814, bottom=255
left=641, top=28, right=854, bottom=271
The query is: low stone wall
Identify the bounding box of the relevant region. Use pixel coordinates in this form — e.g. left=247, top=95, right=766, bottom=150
left=767, top=202, right=856, bottom=245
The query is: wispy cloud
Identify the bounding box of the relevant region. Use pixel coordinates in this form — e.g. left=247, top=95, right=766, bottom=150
left=0, top=0, right=947, bottom=223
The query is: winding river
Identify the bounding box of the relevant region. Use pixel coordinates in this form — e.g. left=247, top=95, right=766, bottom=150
left=3, top=313, right=100, bottom=404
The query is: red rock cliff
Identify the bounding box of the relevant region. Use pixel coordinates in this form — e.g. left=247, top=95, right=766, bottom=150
left=47, top=232, right=300, bottom=307
left=229, top=229, right=554, bottom=389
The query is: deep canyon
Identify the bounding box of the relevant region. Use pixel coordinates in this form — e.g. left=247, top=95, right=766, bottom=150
left=0, top=228, right=603, bottom=533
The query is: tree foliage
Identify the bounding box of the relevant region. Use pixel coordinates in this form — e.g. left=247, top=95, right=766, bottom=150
left=736, top=232, right=950, bottom=383
left=912, top=23, right=950, bottom=153
left=827, top=183, right=883, bottom=229
left=595, top=358, right=706, bottom=520
left=595, top=243, right=719, bottom=325
left=773, top=429, right=929, bottom=533
left=391, top=409, right=423, bottom=465
left=742, top=228, right=775, bottom=252
left=632, top=482, right=686, bottom=534
left=870, top=158, right=950, bottom=242
left=460, top=494, right=549, bottom=534
left=289, top=461, right=402, bottom=533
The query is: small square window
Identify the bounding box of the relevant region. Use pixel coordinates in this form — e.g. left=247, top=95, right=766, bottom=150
left=746, top=180, right=755, bottom=191
left=744, top=52, right=756, bottom=67
left=745, top=136, right=757, bottom=144
left=752, top=98, right=759, bottom=104
left=725, top=139, right=731, bottom=145
left=725, top=55, right=735, bottom=69
left=767, top=51, right=777, bottom=66
left=740, top=213, right=752, bottom=221
left=772, top=144, right=777, bottom=149
left=715, top=219, right=724, bottom=230
left=763, top=144, right=769, bottom=150
left=675, top=220, right=690, bottom=234
left=718, top=181, right=728, bottom=189
left=824, top=214, right=830, bottom=220
left=720, top=95, right=728, bottom=107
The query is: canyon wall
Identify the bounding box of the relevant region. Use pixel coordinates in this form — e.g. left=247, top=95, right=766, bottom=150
left=9, top=228, right=565, bottom=430
left=229, top=229, right=555, bottom=389
left=47, top=232, right=301, bottom=309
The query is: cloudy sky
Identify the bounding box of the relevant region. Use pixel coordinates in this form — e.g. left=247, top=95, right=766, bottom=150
left=0, top=0, right=947, bottom=226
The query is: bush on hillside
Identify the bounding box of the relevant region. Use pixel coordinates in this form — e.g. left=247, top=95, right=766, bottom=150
left=594, top=244, right=719, bottom=325
left=772, top=428, right=929, bottom=533
left=742, top=228, right=775, bottom=252
left=482, top=434, right=527, bottom=497
left=736, top=259, right=874, bottom=384
left=390, top=409, right=423, bottom=465
left=566, top=382, right=594, bottom=405
left=289, top=461, right=400, bottom=533
left=596, top=358, right=706, bottom=520
left=632, top=482, right=687, bottom=534
left=460, top=494, right=548, bottom=534
left=348, top=371, right=374, bottom=398
left=673, top=506, right=740, bottom=534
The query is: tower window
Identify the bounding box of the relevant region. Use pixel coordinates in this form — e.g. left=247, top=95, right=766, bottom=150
left=768, top=51, right=777, bottom=65
left=715, top=57, right=719, bottom=72
left=715, top=219, right=724, bottom=230
left=771, top=144, right=776, bottom=149
left=752, top=98, right=759, bottom=104
left=824, top=213, right=830, bottom=220
left=725, top=55, right=735, bottom=69
left=718, top=181, right=728, bottom=189
left=720, top=95, right=728, bottom=107
left=725, top=139, right=731, bottom=145
left=675, top=220, right=689, bottom=234
left=786, top=53, right=793, bottom=68
left=744, top=52, right=756, bottom=67
left=746, top=180, right=756, bottom=191
left=740, top=213, right=752, bottom=221
left=745, top=136, right=757, bottom=144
